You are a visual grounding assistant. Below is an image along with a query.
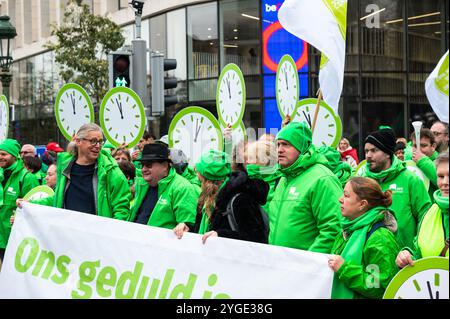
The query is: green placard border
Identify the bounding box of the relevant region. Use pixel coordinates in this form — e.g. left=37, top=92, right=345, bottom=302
left=23, top=185, right=55, bottom=201
left=295, top=98, right=343, bottom=148
left=276, top=54, right=300, bottom=118
left=216, top=63, right=246, bottom=129
left=0, top=95, right=10, bottom=140
left=168, top=106, right=224, bottom=152
left=99, top=87, right=146, bottom=149
left=54, top=83, right=94, bottom=141
left=383, top=257, right=449, bottom=299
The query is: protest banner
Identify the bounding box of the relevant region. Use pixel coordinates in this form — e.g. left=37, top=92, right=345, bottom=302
left=0, top=203, right=333, bottom=299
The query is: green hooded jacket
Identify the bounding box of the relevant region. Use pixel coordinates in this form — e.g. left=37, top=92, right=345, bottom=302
left=318, top=146, right=353, bottom=188
left=363, top=156, right=432, bottom=248
left=416, top=151, right=438, bottom=199
left=129, top=167, right=198, bottom=229
left=268, top=145, right=342, bottom=253
left=32, top=150, right=131, bottom=220
left=331, top=210, right=400, bottom=299
left=247, top=164, right=281, bottom=213
left=182, top=166, right=201, bottom=189
left=1, top=160, right=39, bottom=248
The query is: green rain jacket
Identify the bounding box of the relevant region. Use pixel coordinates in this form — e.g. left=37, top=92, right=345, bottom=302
left=0, top=160, right=39, bottom=248
left=331, top=211, right=400, bottom=299
left=268, top=145, right=342, bottom=253
left=247, top=164, right=282, bottom=213
left=182, top=166, right=201, bottom=188
left=32, top=150, right=131, bottom=220
left=129, top=167, right=198, bottom=229
left=416, top=151, right=438, bottom=199
left=363, top=157, right=432, bottom=248
left=409, top=190, right=449, bottom=259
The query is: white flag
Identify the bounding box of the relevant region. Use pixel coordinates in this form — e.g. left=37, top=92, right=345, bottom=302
left=425, top=51, right=449, bottom=123
left=278, top=0, right=347, bottom=112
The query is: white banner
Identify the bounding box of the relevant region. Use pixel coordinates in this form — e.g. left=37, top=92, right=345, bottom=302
left=0, top=203, right=333, bottom=299
left=278, top=0, right=347, bottom=112
left=425, top=51, right=449, bottom=123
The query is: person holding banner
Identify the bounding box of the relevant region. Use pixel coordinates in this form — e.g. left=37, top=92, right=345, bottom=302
left=430, top=121, right=449, bottom=154
left=0, top=139, right=39, bottom=263
left=129, top=143, right=198, bottom=232
left=396, top=152, right=449, bottom=268
left=191, top=150, right=269, bottom=244
left=411, top=128, right=439, bottom=198
left=329, top=177, right=400, bottom=299
left=362, top=127, right=431, bottom=249
left=20, top=123, right=131, bottom=221
left=269, top=122, right=342, bottom=253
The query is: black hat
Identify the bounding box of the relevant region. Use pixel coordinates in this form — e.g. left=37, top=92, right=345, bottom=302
left=364, top=128, right=396, bottom=156
left=137, top=144, right=171, bottom=162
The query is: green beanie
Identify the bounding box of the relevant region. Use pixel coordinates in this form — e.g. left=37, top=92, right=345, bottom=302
left=276, top=122, right=312, bottom=154
left=195, top=150, right=231, bottom=181
left=0, top=139, right=21, bottom=158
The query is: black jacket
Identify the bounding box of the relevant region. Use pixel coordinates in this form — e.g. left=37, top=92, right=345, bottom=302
left=195, top=171, right=269, bottom=244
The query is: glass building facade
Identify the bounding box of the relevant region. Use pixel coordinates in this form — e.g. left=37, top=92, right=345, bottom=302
left=7, top=0, right=449, bottom=157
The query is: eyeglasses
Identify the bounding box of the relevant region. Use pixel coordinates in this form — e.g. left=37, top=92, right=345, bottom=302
left=81, top=138, right=104, bottom=146
left=432, top=131, right=447, bottom=137
left=19, top=151, right=34, bottom=155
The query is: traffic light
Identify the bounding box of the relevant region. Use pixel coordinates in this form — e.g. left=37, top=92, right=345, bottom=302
left=109, top=51, right=132, bottom=88
left=151, top=53, right=178, bottom=115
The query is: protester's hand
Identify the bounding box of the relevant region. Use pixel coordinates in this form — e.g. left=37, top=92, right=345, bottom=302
left=412, top=149, right=425, bottom=162
left=202, top=231, right=218, bottom=244
left=119, top=142, right=128, bottom=149
left=10, top=214, right=15, bottom=226
left=282, top=115, right=291, bottom=128
left=173, top=223, right=189, bottom=239
left=223, top=124, right=233, bottom=142
left=396, top=250, right=414, bottom=268
left=16, top=199, right=28, bottom=208
left=131, top=150, right=141, bottom=161
left=328, top=255, right=345, bottom=272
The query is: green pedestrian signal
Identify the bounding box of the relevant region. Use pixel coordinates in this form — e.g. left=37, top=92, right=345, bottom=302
left=115, top=77, right=128, bottom=87
left=109, top=52, right=132, bottom=89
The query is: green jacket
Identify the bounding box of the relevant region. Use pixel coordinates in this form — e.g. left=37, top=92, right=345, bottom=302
left=0, top=160, right=39, bottom=248
left=416, top=151, right=438, bottom=199
left=32, top=150, right=131, bottom=220
left=332, top=223, right=400, bottom=299
left=247, top=164, right=282, bottom=213
left=129, top=167, right=198, bottom=229
left=268, top=145, right=342, bottom=253
left=363, top=157, right=432, bottom=248
left=410, top=190, right=449, bottom=260
left=182, top=166, right=201, bottom=189
left=33, top=170, right=47, bottom=185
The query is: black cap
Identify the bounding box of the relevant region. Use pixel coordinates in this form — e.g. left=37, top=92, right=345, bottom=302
left=137, top=144, right=171, bottom=162
left=364, top=128, right=396, bottom=156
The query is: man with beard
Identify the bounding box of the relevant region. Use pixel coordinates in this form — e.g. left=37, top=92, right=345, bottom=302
left=430, top=121, right=449, bottom=154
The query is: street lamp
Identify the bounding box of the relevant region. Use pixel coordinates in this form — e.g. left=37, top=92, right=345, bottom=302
left=0, top=15, right=17, bottom=103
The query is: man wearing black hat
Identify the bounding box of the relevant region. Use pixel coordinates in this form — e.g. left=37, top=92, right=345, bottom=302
left=363, top=127, right=432, bottom=249
left=128, top=144, right=198, bottom=232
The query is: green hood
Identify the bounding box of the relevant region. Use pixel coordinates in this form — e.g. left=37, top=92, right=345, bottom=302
left=279, top=144, right=328, bottom=178
left=318, top=146, right=353, bottom=187
left=364, top=156, right=406, bottom=183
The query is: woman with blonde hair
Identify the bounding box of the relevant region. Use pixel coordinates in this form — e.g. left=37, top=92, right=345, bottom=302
left=338, top=138, right=359, bottom=168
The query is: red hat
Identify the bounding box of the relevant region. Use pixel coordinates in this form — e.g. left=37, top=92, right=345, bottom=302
left=46, top=142, right=64, bottom=153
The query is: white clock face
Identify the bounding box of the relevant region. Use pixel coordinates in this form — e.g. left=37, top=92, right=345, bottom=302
left=393, top=269, right=448, bottom=299
left=291, top=98, right=342, bottom=148
left=221, top=122, right=247, bottom=146
left=55, top=84, right=94, bottom=141
left=217, top=64, right=246, bottom=129
left=0, top=96, right=9, bottom=141
left=100, top=87, right=146, bottom=148
left=276, top=55, right=299, bottom=117
left=169, top=107, right=223, bottom=166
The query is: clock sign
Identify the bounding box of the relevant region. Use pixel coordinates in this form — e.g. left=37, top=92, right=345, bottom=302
left=384, top=257, right=449, bottom=299
left=291, top=98, right=342, bottom=148
left=55, top=83, right=94, bottom=141
left=168, top=107, right=223, bottom=166
left=23, top=185, right=55, bottom=201
left=0, top=95, right=9, bottom=142
left=216, top=64, right=246, bottom=129
left=276, top=54, right=299, bottom=118
left=100, top=87, right=146, bottom=149
left=220, top=121, right=247, bottom=147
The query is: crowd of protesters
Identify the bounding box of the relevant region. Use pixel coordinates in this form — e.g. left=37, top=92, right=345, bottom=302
left=0, top=118, right=448, bottom=299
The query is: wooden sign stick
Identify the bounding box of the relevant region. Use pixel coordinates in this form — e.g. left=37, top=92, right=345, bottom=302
left=311, top=89, right=323, bottom=134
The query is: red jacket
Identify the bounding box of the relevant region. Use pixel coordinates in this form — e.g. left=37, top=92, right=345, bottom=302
left=340, top=148, right=359, bottom=164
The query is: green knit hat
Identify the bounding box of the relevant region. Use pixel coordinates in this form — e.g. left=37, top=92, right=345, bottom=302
left=276, top=122, right=312, bottom=154
left=195, top=150, right=231, bottom=181
left=0, top=139, right=21, bottom=158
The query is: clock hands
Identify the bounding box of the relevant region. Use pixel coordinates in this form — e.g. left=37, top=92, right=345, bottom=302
left=303, top=111, right=312, bottom=129
left=71, top=92, right=76, bottom=115
left=284, top=68, right=289, bottom=90
left=426, top=281, right=439, bottom=299
left=115, top=98, right=124, bottom=120
left=194, top=118, right=201, bottom=143
left=226, top=79, right=231, bottom=99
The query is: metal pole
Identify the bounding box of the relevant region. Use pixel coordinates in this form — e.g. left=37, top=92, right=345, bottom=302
left=1, top=71, right=12, bottom=138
